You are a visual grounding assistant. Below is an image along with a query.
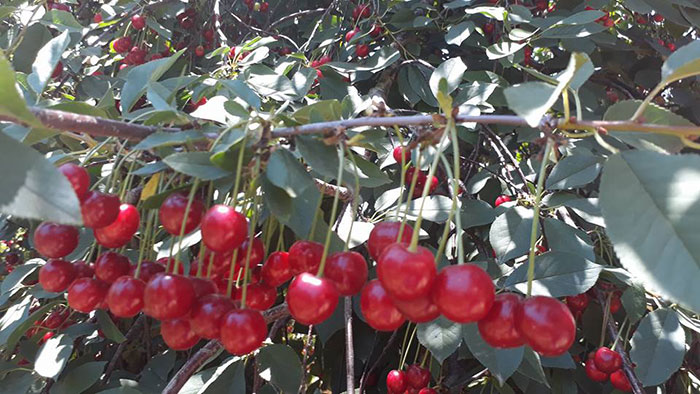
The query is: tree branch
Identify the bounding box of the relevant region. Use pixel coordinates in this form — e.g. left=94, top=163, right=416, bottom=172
left=101, top=315, right=146, bottom=384
left=344, top=296, right=355, bottom=394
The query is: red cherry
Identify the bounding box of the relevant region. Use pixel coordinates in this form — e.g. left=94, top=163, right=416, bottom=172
left=483, top=22, right=494, bottom=34
left=319, top=55, right=332, bottom=65
left=131, top=14, right=146, bottom=30
left=195, top=45, right=205, bottom=57
left=636, top=15, right=647, bottom=24
left=355, top=44, right=370, bottom=58
left=369, top=24, right=382, bottom=38
left=51, top=61, right=63, bottom=79
left=345, top=28, right=360, bottom=42
left=323, top=251, right=368, bottom=296
left=390, top=295, right=439, bottom=323
left=392, top=146, right=408, bottom=164
left=94, top=204, right=140, bottom=248
left=39, top=259, right=76, bottom=292
left=431, top=264, right=494, bottom=323
left=244, top=282, right=276, bottom=310
left=515, top=296, right=576, bottom=357
left=653, top=14, right=664, bottom=23
left=43, top=309, right=69, bottom=329
left=112, top=36, right=132, bottom=53
left=356, top=4, right=371, bottom=19
left=261, top=251, right=292, bottom=287
left=367, top=222, right=413, bottom=261
left=610, top=370, right=632, bottom=392
left=610, top=293, right=622, bottom=313
left=260, top=1, right=269, bottom=12
left=58, top=163, right=89, bottom=200
left=236, top=237, right=265, bottom=268
left=67, top=278, right=109, bottom=313
left=360, top=279, right=405, bottom=331
left=386, top=370, right=407, bottom=393
left=593, top=347, right=622, bottom=374
left=161, top=318, right=200, bottom=350
left=288, top=240, right=324, bottom=275
left=190, top=294, right=234, bottom=339
left=286, top=273, right=339, bottom=325
left=106, top=276, right=145, bottom=317
left=404, top=166, right=427, bottom=187
left=93, top=13, right=103, bottom=23
left=201, top=205, right=248, bottom=253
left=133, top=260, right=165, bottom=282
left=34, top=222, right=79, bottom=258
left=94, top=252, right=131, bottom=284
left=405, top=364, right=430, bottom=389
left=377, top=243, right=436, bottom=301
left=81, top=191, right=120, bottom=229
left=202, top=29, right=215, bottom=42
left=565, top=293, right=589, bottom=311
left=418, top=389, right=437, bottom=394
left=494, top=195, right=512, bottom=207
left=190, top=277, right=218, bottom=298
left=220, top=309, right=267, bottom=355
left=585, top=360, right=609, bottom=382
left=535, top=0, right=547, bottom=11
left=159, top=193, right=204, bottom=235
left=73, top=261, right=94, bottom=279
left=477, top=293, right=524, bottom=348
left=143, top=274, right=195, bottom=320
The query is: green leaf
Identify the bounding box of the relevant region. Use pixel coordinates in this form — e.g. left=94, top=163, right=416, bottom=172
left=459, top=199, right=496, bottom=228
left=489, top=206, right=537, bottom=262
left=265, top=149, right=315, bottom=198
left=134, top=130, right=206, bottom=150
left=96, top=310, right=126, bottom=343
left=2, top=299, right=60, bottom=352
left=256, top=344, right=302, bottom=393
left=660, top=40, right=700, bottom=85
left=293, top=100, right=342, bottom=123
left=429, top=58, right=467, bottom=98
left=445, top=21, right=475, bottom=46
left=1, top=261, right=40, bottom=294
left=463, top=323, right=523, bottom=385
left=35, top=334, right=73, bottom=379
left=543, top=218, right=595, bottom=261
left=504, top=251, right=602, bottom=297
left=416, top=316, right=462, bottom=363
left=0, top=6, right=15, bottom=20
left=630, top=309, right=686, bottom=386
left=398, top=195, right=454, bottom=223
left=0, top=52, right=41, bottom=127
left=600, top=151, right=700, bottom=313
left=246, top=65, right=298, bottom=101
left=121, top=50, right=184, bottom=113
left=621, top=286, right=647, bottom=324
left=518, top=348, right=549, bottom=387
left=27, top=30, right=70, bottom=95
left=220, top=80, right=261, bottom=109
left=326, top=46, right=400, bottom=72
left=0, top=132, right=82, bottom=225
left=486, top=41, right=527, bottom=60
left=41, top=10, right=83, bottom=32
left=540, top=353, right=576, bottom=369
left=180, top=357, right=244, bottom=394
left=545, top=154, right=602, bottom=190
left=51, top=361, right=107, bottom=394
left=163, top=152, right=230, bottom=181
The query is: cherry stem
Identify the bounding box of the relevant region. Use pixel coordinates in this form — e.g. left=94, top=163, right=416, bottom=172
left=307, top=182, right=326, bottom=240
left=316, top=146, right=345, bottom=278
left=394, top=127, right=407, bottom=222
left=197, top=181, right=216, bottom=278
left=106, top=142, right=127, bottom=194
left=525, top=138, right=554, bottom=297
left=611, top=318, right=628, bottom=352
left=240, top=159, right=263, bottom=307
left=420, top=348, right=430, bottom=368
left=399, top=324, right=418, bottom=370
left=172, top=178, right=201, bottom=276
left=134, top=210, right=155, bottom=279
left=600, top=291, right=612, bottom=348
left=228, top=136, right=248, bottom=210
left=397, top=151, right=422, bottom=243
left=436, top=154, right=458, bottom=260
left=344, top=147, right=361, bottom=252
left=398, top=323, right=412, bottom=369
left=448, top=120, right=464, bottom=263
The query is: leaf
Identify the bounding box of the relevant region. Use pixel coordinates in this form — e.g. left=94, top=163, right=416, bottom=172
left=630, top=309, right=686, bottom=386
left=518, top=348, right=549, bottom=387
left=660, top=40, right=700, bottom=85
left=504, top=251, right=602, bottom=297
left=256, top=344, right=302, bottom=393
left=600, top=151, right=700, bottom=313
left=181, top=357, right=244, bottom=394
left=35, top=334, right=73, bottom=379
left=1, top=261, right=40, bottom=294
left=27, top=30, right=70, bottom=95
left=0, top=52, right=41, bottom=127
left=220, top=80, right=261, bottom=109
left=398, top=195, right=454, bottom=223
left=486, top=41, right=527, bottom=60
left=0, top=132, right=82, bottom=225
left=463, top=323, right=523, bottom=385
left=621, top=286, right=647, bottom=324
left=96, top=310, right=126, bottom=343
left=429, top=57, right=467, bottom=98
left=489, top=206, right=537, bottom=262
left=51, top=361, right=107, bottom=394
left=445, top=21, right=475, bottom=45
left=416, top=316, right=462, bottom=363
left=121, top=50, right=184, bottom=113
left=326, top=46, right=400, bottom=72
left=265, top=149, right=315, bottom=198
left=460, top=199, right=496, bottom=228
left=540, top=353, right=576, bottom=369
left=163, top=152, right=230, bottom=181
left=545, top=154, right=602, bottom=190
left=2, top=300, right=60, bottom=352
left=134, top=130, right=206, bottom=150
left=132, top=162, right=168, bottom=176
left=543, top=218, right=595, bottom=261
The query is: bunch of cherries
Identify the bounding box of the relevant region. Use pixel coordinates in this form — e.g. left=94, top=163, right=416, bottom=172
left=585, top=347, right=631, bottom=392
left=386, top=364, right=435, bottom=394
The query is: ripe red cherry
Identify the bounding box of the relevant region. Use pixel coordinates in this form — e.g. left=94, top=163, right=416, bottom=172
left=95, top=252, right=131, bottom=283
left=483, top=22, right=494, bottom=34
left=494, top=195, right=511, bottom=207
left=391, top=295, right=439, bottom=323
left=386, top=370, right=407, bottom=393
left=190, top=294, right=234, bottom=339
left=377, top=243, right=436, bottom=301
left=94, top=204, right=140, bottom=248
left=367, top=222, right=413, bottom=261
left=418, top=389, right=437, bottom=394
left=360, top=279, right=405, bottom=331
left=58, top=163, right=89, bottom=200
left=356, top=44, right=370, bottom=58
left=405, top=364, right=430, bottom=389
left=565, top=293, right=589, bottom=311
left=51, top=62, right=63, bottom=79
left=653, top=14, right=664, bottom=23
left=369, top=24, right=382, bottom=38
left=67, top=278, right=109, bottom=313
left=392, top=145, right=408, bottom=164
left=609, top=293, right=622, bottom=313
left=515, top=296, right=576, bottom=357
left=585, top=359, right=609, bottom=382
left=34, top=222, right=79, bottom=258
left=345, top=28, right=360, bottom=42
left=354, top=4, right=371, bottom=19
left=535, top=0, right=547, bottom=11
left=288, top=240, right=324, bottom=275
left=202, top=29, right=215, bottom=42
left=431, top=264, right=494, bottom=323
left=261, top=251, right=292, bottom=287
left=73, top=261, right=94, bottom=279
left=81, top=191, right=120, bottom=228
left=195, top=45, right=205, bottom=57
left=93, top=13, right=103, bottom=23
left=112, top=36, right=132, bottom=53
left=610, top=370, right=632, bottom=392
left=244, top=283, right=276, bottom=310
left=260, top=1, right=269, bottom=11
left=133, top=260, right=165, bottom=282
left=131, top=14, right=146, bottom=30
left=593, top=347, right=622, bottom=373
left=190, top=277, right=218, bottom=298
left=477, top=293, right=524, bottom=348
left=106, top=276, right=145, bottom=317
left=323, top=251, right=368, bottom=296
left=39, top=259, right=76, bottom=292
left=143, top=274, right=195, bottom=320
left=201, top=205, right=248, bottom=253
left=43, top=309, right=69, bottom=329
left=220, top=309, right=267, bottom=355
left=286, top=273, right=339, bottom=325
left=236, top=237, right=265, bottom=268
left=159, top=193, right=204, bottom=235
left=161, top=318, right=200, bottom=350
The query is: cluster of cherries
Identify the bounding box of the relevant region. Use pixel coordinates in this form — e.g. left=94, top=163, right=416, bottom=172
left=393, top=146, right=438, bottom=198
left=386, top=364, right=435, bottom=394
left=585, top=347, right=631, bottom=392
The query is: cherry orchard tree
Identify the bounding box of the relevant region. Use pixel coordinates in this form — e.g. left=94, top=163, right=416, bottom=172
left=0, top=0, right=698, bottom=393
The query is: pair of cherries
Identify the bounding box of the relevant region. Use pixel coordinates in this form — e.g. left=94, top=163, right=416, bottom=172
left=585, top=347, right=631, bottom=391
left=386, top=364, right=435, bottom=393
left=392, top=146, right=438, bottom=198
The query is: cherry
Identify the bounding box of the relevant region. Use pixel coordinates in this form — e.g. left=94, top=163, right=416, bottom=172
left=367, top=222, right=413, bottom=261
left=260, top=1, right=269, bottom=12
left=653, top=14, right=664, bottom=23
left=58, top=163, right=89, bottom=200
left=477, top=293, right=524, bottom=348
left=356, top=44, right=370, bottom=58
left=261, top=251, right=292, bottom=287
left=159, top=193, right=204, bottom=235
left=220, top=309, right=267, bottom=355
left=593, top=347, right=622, bottom=373
left=143, top=274, right=195, bottom=320
left=483, top=22, right=494, bottom=35
left=377, top=243, right=436, bottom=301
left=106, top=276, right=145, bottom=317
left=43, top=309, right=69, bottom=329
left=432, top=264, right=494, bottom=323
left=494, top=195, right=511, bottom=207
left=369, top=24, right=382, bottom=38
left=112, top=36, right=132, bottom=53
left=565, top=293, right=589, bottom=312
left=636, top=15, right=647, bottom=24
left=244, top=282, right=276, bottom=310
left=161, top=318, right=200, bottom=350
left=94, top=204, right=140, bottom=248
left=386, top=370, right=407, bottom=393
left=190, top=294, right=234, bottom=339
left=190, top=277, right=218, bottom=298
left=323, top=251, right=367, bottom=296
left=67, top=278, right=109, bottom=313
left=288, top=240, right=324, bottom=275
left=390, top=295, right=439, bottom=323
left=392, top=145, right=408, bottom=164
left=610, top=370, right=632, bottom=392
left=610, top=293, right=622, bottom=313
left=418, top=389, right=437, bottom=394
left=51, top=61, right=63, bottom=79
left=94, top=252, right=131, bottom=283
left=515, top=296, right=576, bottom=357
left=195, top=45, right=205, bottom=57
left=360, top=279, right=405, bottom=331
left=93, top=13, right=102, bottom=23
left=535, top=0, right=547, bottom=11
left=132, top=260, right=165, bottom=282
left=81, top=191, right=120, bottom=228
left=235, top=237, right=265, bottom=268
left=405, top=364, right=430, bottom=389
left=353, top=4, right=371, bottom=20
left=73, top=261, right=94, bottom=278
left=34, top=222, right=79, bottom=258
left=345, top=28, right=360, bottom=42
left=585, top=359, right=609, bottom=382
left=405, top=166, right=426, bottom=185
left=131, top=14, right=146, bottom=30
left=201, top=205, right=248, bottom=253
left=39, top=259, right=76, bottom=292
left=286, top=273, right=339, bottom=325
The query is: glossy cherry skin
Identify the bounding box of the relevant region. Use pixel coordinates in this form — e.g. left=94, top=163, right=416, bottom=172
left=67, top=278, right=109, bottom=313
left=72, top=261, right=95, bottom=279
left=431, top=264, right=494, bottom=323
left=323, top=251, right=368, bottom=296
left=106, top=276, right=145, bottom=317
left=161, top=318, right=200, bottom=350
left=392, top=145, right=408, bottom=164
left=159, top=193, right=204, bottom=235
left=355, top=44, right=370, bottom=57
left=565, top=293, right=589, bottom=311
left=143, top=274, right=195, bottom=320
left=585, top=360, right=609, bottom=382
left=220, top=309, right=268, bottom=355
left=593, top=347, right=622, bottom=373
left=288, top=240, right=324, bottom=275
left=94, top=252, right=131, bottom=283
left=261, top=251, right=292, bottom=287
left=515, top=296, right=576, bottom=357
left=132, top=261, right=165, bottom=282
left=286, top=273, right=339, bottom=325
left=189, top=294, right=234, bottom=339
left=367, top=222, right=413, bottom=261
left=386, top=370, right=407, bottom=393
left=477, top=293, right=525, bottom=348
left=34, top=222, right=79, bottom=258
left=377, top=243, right=436, bottom=301
left=58, top=163, right=90, bottom=200
left=190, top=277, right=218, bottom=298
left=94, top=204, right=140, bottom=248
left=610, top=370, right=632, bottom=392
left=244, top=283, right=276, bottom=311
left=200, top=205, right=248, bottom=253
left=360, top=279, right=405, bottom=331
left=405, top=364, right=430, bottom=389
left=390, top=295, right=439, bottom=323
left=418, top=389, right=437, bottom=394
left=39, top=259, right=76, bottom=292
left=235, top=237, right=265, bottom=268
left=80, top=191, right=120, bottom=228
left=494, top=195, right=511, bottom=207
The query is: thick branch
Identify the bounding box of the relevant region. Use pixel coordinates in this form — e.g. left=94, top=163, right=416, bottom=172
left=315, top=178, right=352, bottom=201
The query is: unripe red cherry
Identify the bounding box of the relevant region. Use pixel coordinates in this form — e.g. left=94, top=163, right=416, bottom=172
left=367, top=222, right=413, bottom=261
left=161, top=318, right=200, bottom=350
left=94, top=204, right=140, bottom=248
left=220, top=308, right=267, bottom=355
left=190, top=294, right=234, bottom=339
left=201, top=205, right=248, bottom=253
left=390, top=295, right=439, bottom=323
left=585, top=360, right=609, bottom=382
left=131, top=14, right=146, bottom=30
left=356, top=44, right=370, bottom=58
left=159, top=193, right=204, bottom=235
left=286, top=273, right=339, bottom=325
left=288, top=240, right=324, bottom=275
left=515, top=296, right=576, bottom=357
left=39, top=259, right=76, bottom=292
left=386, top=370, right=407, bottom=393
left=431, top=264, right=494, bottom=323
left=377, top=243, right=436, bottom=301
left=34, top=222, right=79, bottom=258
left=360, top=279, right=405, bottom=331
left=323, top=251, right=368, bottom=296
left=261, top=251, right=292, bottom=287
left=593, top=347, right=622, bottom=373
left=58, top=163, right=89, bottom=200
left=81, top=191, right=120, bottom=228
left=494, top=195, right=511, bottom=207
left=610, top=370, right=632, bottom=392
left=143, top=274, right=195, bottom=320
left=106, top=276, right=145, bottom=317
left=477, top=293, right=524, bottom=348
left=95, top=252, right=131, bottom=283
left=67, top=278, right=109, bottom=313
left=345, top=28, right=360, bottom=42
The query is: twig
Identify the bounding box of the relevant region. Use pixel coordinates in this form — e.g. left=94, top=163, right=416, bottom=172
left=298, top=325, right=314, bottom=394
left=344, top=297, right=355, bottom=394
left=482, top=126, right=530, bottom=192
left=358, top=330, right=400, bottom=394
left=101, top=315, right=146, bottom=384
left=315, top=178, right=352, bottom=201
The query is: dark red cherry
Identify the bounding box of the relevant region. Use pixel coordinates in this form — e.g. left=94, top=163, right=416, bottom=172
left=131, top=14, right=146, bottom=30
left=390, top=295, right=439, bottom=323
left=494, top=195, right=511, bottom=207
left=190, top=294, right=234, bottom=339
left=201, top=205, right=248, bottom=253
left=159, top=193, right=204, bottom=235
left=377, top=243, right=436, bottom=301
left=161, top=318, right=200, bottom=350
left=610, top=293, right=622, bottom=313
left=515, top=296, right=576, bottom=357
left=34, top=222, right=79, bottom=258
left=190, top=277, right=218, bottom=298
left=367, top=222, right=413, bottom=261
left=477, top=293, right=524, bottom=348
left=593, top=347, right=622, bottom=374
left=244, top=283, right=276, bottom=310
left=610, top=370, right=632, bottom=392
left=236, top=237, right=265, bottom=268
left=43, top=309, right=69, bottom=329
left=261, top=251, right=292, bottom=287
left=39, top=259, right=76, bottom=292
left=585, top=360, right=609, bottom=382
left=431, top=264, right=494, bottom=323
left=288, top=240, right=324, bottom=275
left=67, top=278, right=109, bottom=313
left=220, top=309, right=267, bottom=355
left=143, top=274, right=195, bottom=320
left=72, top=261, right=95, bottom=279
left=360, top=279, right=405, bottom=331
left=106, top=276, right=145, bottom=317
left=94, top=204, right=140, bottom=248
left=565, top=293, right=589, bottom=311
left=405, top=364, right=430, bottom=389
left=94, top=252, right=131, bottom=283
left=386, top=370, right=407, bottom=393
left=81, top=191, right=120, bottom=228
left=323, top=251, right=368, bottom=296
left=132, top=260, right=165, bottom=282
left=58, top=163, right=90, bottom=200
left=286, top=273, right=339, bottom=325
